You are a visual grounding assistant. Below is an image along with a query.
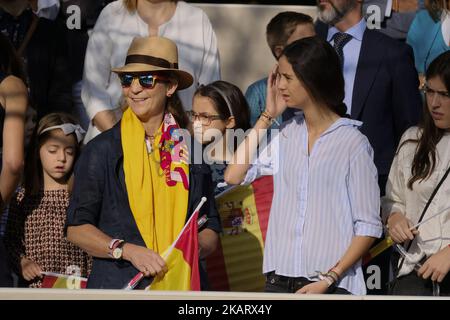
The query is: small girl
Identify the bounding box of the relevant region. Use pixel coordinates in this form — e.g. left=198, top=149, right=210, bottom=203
left=188, top=80, right=251, bottom=196
left=4, top=113, right=91, bottom=288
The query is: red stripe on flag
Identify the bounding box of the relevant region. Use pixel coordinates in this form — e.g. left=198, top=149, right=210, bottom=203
left=251, top=175, right=273, bottom=242
left=174, top=211, right=200, bottom=290
left=41, top=275, right=58, bottom=288
left=206, top=240, right=231, bottom=291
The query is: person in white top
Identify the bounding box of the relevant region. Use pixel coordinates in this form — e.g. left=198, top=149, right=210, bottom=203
left=382, top=51, right=450, bottom=296
left=81, top=0, right=221, bottom=143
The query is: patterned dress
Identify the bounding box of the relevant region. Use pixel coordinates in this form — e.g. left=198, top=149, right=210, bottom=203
left=4, top=189, right=91, bottom=288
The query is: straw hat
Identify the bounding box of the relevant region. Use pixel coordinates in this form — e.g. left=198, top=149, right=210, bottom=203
left=112, top=36, right=193, bottom=90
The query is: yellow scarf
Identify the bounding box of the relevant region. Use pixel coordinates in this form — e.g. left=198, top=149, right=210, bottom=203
left=121, top=108, right=189, bottom=254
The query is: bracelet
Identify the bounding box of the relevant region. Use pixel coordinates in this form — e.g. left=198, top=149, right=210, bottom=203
left=259, top=111, right=274, bottom=125
left=260, top=111, right=282, bottom=126
left=326, top=270, right=340, bottom=284
left=317, top=272, right=336, bottom=288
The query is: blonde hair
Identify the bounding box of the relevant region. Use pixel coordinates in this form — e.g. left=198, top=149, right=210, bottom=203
left=123, top=0, right=178, bottom=13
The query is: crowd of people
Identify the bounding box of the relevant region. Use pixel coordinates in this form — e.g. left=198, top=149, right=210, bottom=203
left=0, top=0, right=449, bottom=296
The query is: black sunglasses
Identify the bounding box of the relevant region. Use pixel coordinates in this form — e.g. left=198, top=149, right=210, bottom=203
left=119, top=74, right=169, bottom=89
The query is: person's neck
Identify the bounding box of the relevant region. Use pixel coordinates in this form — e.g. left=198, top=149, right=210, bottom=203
left=207, top=133, right=234, bottom=163
left=303, top=103, right=340, bottom=137
left=334, top=6, right=362, bottom=32
left=43, top=175, right=69, bottom=191
left=142, top=112, right=165, bottom=137
left=0, top=0, right=29, bottom=17
left=137, top=0, right=177, bottom=28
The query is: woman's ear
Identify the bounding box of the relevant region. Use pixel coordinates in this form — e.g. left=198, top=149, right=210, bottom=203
left=225, top=116, right=236, bottom=129
left=166, top=79, right=179, bottom=97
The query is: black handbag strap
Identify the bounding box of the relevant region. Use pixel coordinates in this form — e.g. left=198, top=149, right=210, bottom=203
left=397, top=164, right=450, bottom=271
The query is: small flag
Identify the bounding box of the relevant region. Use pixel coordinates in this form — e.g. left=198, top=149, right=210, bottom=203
left=362, top=237, right=394, bottom=265
left=147, top=198, right=206, bottom=291
left=41, top=272, right=87, bottom=289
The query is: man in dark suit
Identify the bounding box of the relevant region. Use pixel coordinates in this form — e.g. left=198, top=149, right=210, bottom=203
left=316, top=0, right=422, bottom=194
left=315, top=0, right=422, bottom=295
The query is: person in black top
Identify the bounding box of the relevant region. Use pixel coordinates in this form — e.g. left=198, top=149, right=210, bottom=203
left=0, top=33, right=28, bottom=287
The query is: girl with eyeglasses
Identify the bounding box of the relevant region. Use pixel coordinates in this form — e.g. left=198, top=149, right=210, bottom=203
left=4, top=113, right=91, bottom=288
left=188, top=80, right=251, bottom=196
left=382, top=50, right=450, bottom=296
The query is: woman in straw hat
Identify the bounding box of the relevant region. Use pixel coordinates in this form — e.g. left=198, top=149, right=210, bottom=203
left=66, top=36, right=221, bottom=289
left=81, top=0, right=220, bottom=144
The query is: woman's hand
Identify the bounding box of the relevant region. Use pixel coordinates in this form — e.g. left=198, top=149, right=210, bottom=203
left=265, top=65, right=287, bottom=119
left=417, top=246, right=450, bottom=283
left=122, top=243, right=168, bottom=279
left=387, top=212, right=419, bottom=243
left=20, top=257, right=42, bottom=281
left=296, top=280, right=329, bottom=294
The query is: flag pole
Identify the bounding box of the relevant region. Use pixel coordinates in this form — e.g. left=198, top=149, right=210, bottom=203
left=123, top=197, right=207, bottom=290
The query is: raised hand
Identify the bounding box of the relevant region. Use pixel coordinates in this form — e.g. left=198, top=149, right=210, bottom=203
left=265, top=64, right=287, bottom=119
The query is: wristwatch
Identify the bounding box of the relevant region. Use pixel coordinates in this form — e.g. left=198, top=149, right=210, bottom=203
left=109, top=239, right=126, bottom=260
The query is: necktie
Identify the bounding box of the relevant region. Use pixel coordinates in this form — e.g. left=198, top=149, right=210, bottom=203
left=332, top=32, right=352, bottom=67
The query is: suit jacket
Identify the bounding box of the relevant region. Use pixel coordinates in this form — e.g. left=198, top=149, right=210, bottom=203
left=316, top=22, right=422, bottom=184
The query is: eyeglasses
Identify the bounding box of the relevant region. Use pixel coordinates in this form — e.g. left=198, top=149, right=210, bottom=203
left=186, top=111, right=223, bottom=125
left=119, top=73, right=169, bottom=89
left=422, top=84, right=450, bottom=101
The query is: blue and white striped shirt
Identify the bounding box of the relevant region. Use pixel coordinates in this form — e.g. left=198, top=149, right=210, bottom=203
left=243, top=114, right=383, bottom=295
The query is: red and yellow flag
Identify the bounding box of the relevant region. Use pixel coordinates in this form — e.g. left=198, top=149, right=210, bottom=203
left=41, top=272, right=87, bottom=289
left=206, top=176, right=273, bottom=292
left=148, top=210, right=200, bottom=291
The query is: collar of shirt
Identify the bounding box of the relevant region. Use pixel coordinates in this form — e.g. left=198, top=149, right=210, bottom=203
left=327, top=18, right=367, bottom=43
left=294, top=112, right=363, bottom=137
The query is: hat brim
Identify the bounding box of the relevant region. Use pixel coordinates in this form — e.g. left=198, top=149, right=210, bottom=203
left=112, top=64, right=194, bottom=90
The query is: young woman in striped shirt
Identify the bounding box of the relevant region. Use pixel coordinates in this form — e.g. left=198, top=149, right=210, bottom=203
left=225, top=37, right=382, bottom=295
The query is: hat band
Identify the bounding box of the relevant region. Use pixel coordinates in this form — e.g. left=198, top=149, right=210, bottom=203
left=125, top=54, right=179, bottom=70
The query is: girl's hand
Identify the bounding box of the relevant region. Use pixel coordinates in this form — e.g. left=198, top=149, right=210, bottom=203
left=122, top=243, right=168, bottom=279
left=418, top=246, right=450, bottom=283
left=20, top=257, right=42, bottom=281
left=387, top=212, right=419, bottom=243
left=265, top=65, right=287, bottom=119
left=296, top=280, right=329, bottom=294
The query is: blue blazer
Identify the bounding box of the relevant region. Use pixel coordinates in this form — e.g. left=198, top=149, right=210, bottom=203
left=316, top=23, right=422, bottom=186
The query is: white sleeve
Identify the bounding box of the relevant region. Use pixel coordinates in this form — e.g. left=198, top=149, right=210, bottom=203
left=81, top=8, right=115, bottom=121
left=381, top=132, right=410, bottom=223
left=197, top=11, right=221, bottom=86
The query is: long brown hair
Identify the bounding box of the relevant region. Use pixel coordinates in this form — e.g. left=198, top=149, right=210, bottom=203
left=24, top=113, right=82, bottom=195
left=168, top=91, right=188, bottom=129
left=399, top=51, right=450, bottom=189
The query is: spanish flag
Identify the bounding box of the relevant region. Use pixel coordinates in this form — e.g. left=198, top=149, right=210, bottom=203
left=206, top=175, right=273, bottom=292
left=148, top=204, right=202, bottom=291
left=41, top=272, right=87, bottom=289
